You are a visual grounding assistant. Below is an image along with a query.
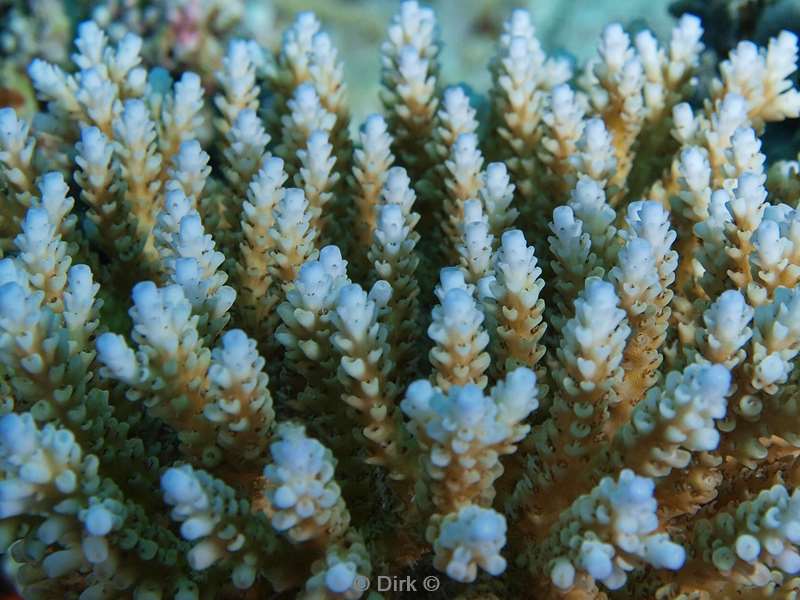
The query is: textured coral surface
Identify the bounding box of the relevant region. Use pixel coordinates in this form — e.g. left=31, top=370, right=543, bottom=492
left=1, top=1, right=800, bottom=599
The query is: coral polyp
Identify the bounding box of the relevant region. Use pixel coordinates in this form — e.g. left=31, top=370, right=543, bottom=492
left=1, top=2, right=800, bottom=599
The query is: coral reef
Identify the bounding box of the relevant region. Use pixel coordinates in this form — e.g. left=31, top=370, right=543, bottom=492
left=1, top=2, right=800, bottom=599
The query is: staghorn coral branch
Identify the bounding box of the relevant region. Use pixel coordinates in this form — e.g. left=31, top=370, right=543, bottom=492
left=427, top=268, right=491, bottom=392
left=488, top=229, right=547, bottom=381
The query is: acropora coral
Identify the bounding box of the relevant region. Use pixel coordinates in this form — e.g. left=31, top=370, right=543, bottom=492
left=0, top=2, right=800, bottom=599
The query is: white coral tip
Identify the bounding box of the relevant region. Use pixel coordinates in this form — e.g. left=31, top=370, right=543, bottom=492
left=325, top=562, right=357, bottom=594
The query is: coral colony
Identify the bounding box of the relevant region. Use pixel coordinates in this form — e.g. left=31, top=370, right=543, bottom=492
left=1, top=1, right=800, bottom=598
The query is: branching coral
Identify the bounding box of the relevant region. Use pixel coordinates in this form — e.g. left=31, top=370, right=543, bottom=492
left=1, top=3, right=800, bottom=599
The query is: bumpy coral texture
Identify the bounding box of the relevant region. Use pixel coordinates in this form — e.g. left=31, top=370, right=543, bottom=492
left=1, top=3, right=800, bottom=599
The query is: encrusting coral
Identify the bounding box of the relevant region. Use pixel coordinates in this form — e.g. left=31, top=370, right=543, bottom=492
left=1, top=2, right=800, bottom=599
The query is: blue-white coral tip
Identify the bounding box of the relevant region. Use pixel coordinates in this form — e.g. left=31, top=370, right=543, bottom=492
left=735, top=534, right=761, bottom=561
left=0, top=282, right=27, bottom=323
left=311, top=31, right=333, bottom=55
left=583, top=277, right=619, bottom=310
left=306, top=130, right=330, bottom=153
left=176, top=139, right=207, bottom=166
left=319, top=245, right=346, bottom=278
left=504, top=367, right=537, bottom=395
left=484, top=162, right=509, bottom=193
left=454, top=132, right=478, bottom=154
left=695, top=363, right=731, bottom=396
left=679, top=146, right=709, bottom=179
left=174, top=257, right=201, bottom=286
left=614, top=469, right=654, bottom=504
left=573, top=176, right=605, bottom=205
left=463, top=199, right=483, bottom=224
left=0, top=413, right=36, bottom=456
left=282, top=188, right=306, bottom=213
left=443, top=84, right=468, bottom=107
left=398, top=44, right=426, bottom=75
left=579, top=540, right=614, bottom=580
left=325, top=562, right=357, bottom=593
left=177, top=70, right=201, bottom=89
left=438, top=267, right=466, bottom=292
left=476, top=275, right=495, bottom=301
left=181, top=516, right=215, bottom=541
left=178, top=213, right=203, bottom=241
left=442, top=288, right=475, bottom=318
left=220, top=329, right=249, bottom=356
left=96, top=333, right=137, bottom=381
left=37, top=516, right=70, bottom=545
left=551, top=82, right=574, bottom=105
left=363, top=113, right=387, bottom=136
left=297, top=260, right=327, bottom=294
left=385, top=166, right=410, bottom=191
left=42, top=548, right=83, bottom=578
left=84, top=505, right=114, bottom=536
left=368, top=280, right=392, bottom=307
left=583, top=118, right=610, bottom=147
left=161, top=467, right=199, bottom=505
left=509, top=8, right=532, bottom=29
left=233, top=108, right=260, bottom=131
left=273, top=486, right=298, bottom=509
left=644, top=536, right=686, bottom=570
left=551, top=558, right=576, bottom=590
left=626, top=200, right=669, bottom=233
left=77, top=20, right=104, bottom=42
left=407, top=379, right=434, bottom=399
left=467, top=509, right=506, bottom=542
left=401, top=379, right=435, bottom=415
left=337, top=283, right=367, bottom=311
left=736, top=171, right=766, bottom=199
left=67, top=264, right=93, bottom=291
left=121, top=98, right=148, bottom=122
left=719, top=93, right=748, bottom=122
left=25, top=203, right=52, bottom=232
left=714, top=289, right=748, bottom=317
left=551, top=205, right=578, bottom=231
left=378, top=203, right=403, bottom=233
left=508, top=36, right=529, bottom=61
left=262, top=156, right=285, bottom=179
left=188, top=540, right=222, bottom=570
left=0, top=259, right=26, bottom=288
left=165, top=187, right=190, bottom=213
left=269, top=424, right=322, bottom=472
left=778, top=549, right=800, bottom=574
left=272, top=437, right=315, bottom=472
left=0, top=107, right=19, bottom=135
left=82, top=535, right=110, bottom=564
left=131, top=281, right=164, bottom=315
left=451, top=385, right=487, bottom=423
left=27, top=58, right=50, bottom=84
left=673, top=101, right=694, bottom=125
left=295, top=10, right=320, bottom=28
left=293, top=82, right=319, bottom=107
left=117, top=32, right=143, bottom=61
left=80, top=124, right=109, bottom=157
left=500, top=229, right=527, bottom=258
left=618, top=238, right=655, bottom=278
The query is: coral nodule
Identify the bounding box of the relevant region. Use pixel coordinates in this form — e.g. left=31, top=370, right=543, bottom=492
left=1, top=2, right=800, bottom=599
